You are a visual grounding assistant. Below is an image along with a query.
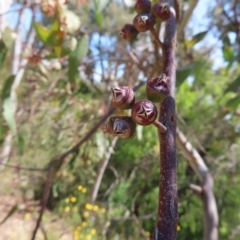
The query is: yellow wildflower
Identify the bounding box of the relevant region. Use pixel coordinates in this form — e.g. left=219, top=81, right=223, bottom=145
left=83, top=211, right=89, bottom=218
left=78, top=185, right=83, bottom=191
left=90, top=229, right=96, bottom=235
left=177, top=225, right=181, bottom=231
left=71, top=197, right=77, bottom=203
left=82, top=221, right=87, bottom=227
left=85, top=203, right=93, bottom=210
left=101, top=208, right=106, bottom=214
left=24, top=213, right=31, bottom=220
left=145, top=231, right=151, bottom=237
left=93, top=205, right=99, bottom=211
left=82, top=188, right=87, bottom=193
left=65, top=206, right=71, bottom=212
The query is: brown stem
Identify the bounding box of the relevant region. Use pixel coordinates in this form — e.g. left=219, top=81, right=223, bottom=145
left=153, top=0, right=178, bottom=239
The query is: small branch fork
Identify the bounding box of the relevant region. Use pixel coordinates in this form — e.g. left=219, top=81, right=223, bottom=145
left=176, top=128, right=219, bottom=240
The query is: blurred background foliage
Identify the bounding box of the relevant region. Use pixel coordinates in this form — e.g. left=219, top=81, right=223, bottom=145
left=0, top=0, right=240, bottom=239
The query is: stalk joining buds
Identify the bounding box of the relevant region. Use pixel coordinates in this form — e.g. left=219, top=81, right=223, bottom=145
left=133, top=13, right=155, bottom=32
left=111, top=86, right=135, bottom=109
left=151, top=3, right=171, bottom=23
left=104, top=116, right=136, bottom=139
left=146, top=74, right=169, bottom=103
left=131, top=100, right=167, bottom=133
left=120, top=24, right=139, bottom=43
left=134, top=0, right=152, bottom=14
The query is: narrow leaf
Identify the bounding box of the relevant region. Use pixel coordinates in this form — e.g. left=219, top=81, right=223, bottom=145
left=224, top=75, right=240, bottom=93
left=17, top=134, right=25, bottom=155
left=0, top=205, right=18, bottom=225
left=34, top=21, right=62, bottom=47
left=95, top=11, right=103, bottom=27
left=176, top=65, right=193, bottom=86
left=222, top=45, right=235, bottom=62
left=185, top=31, right=208, bottom=48
left=0, top=125, right=9, bottom=146
left=1, top=75, right=15, bottom=101
left=68, top=35, right=89, bottom=83
left=34, top=21, right=52, bottom=43
left=0, top=40, right=8, bottom=71
left=226, top=96, right=240, bottom=109
left=3, top=98, right=17, bottom=136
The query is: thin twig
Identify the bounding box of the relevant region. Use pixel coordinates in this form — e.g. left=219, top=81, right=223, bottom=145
left=177, top=0, right=199, bottom=38
left=91, top=137, right=118, bottom=203
left=176, top=128, right=219, bottom=240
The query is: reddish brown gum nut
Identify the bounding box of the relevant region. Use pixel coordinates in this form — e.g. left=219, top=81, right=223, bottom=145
left=104, top=116, right=136, bottom=139
left=134, top=0, right=151, bottom=14
left=133, top=13, right=155, bottom=32
left=151, top=3, right=171, bottom=23
left=146, top=74, right=169, bottom=103
left=111, top=86, right=135, bottom=109
left=119, top=24, right=139, bottom=43
left=131, top=100, right=158, bottom=126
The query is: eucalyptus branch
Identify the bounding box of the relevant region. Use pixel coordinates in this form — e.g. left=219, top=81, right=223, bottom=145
left=152, top=0, right=178, bottom=239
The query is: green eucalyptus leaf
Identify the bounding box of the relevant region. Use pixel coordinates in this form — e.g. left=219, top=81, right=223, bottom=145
left=1, top=75, right=15, bottom=101
left=223, top=45, right=235, bottom=62
left=17, top=134, right=25, bottom=155
left=185, top=31, right=208, bottom=48
left=0, top=205, right=18, bottom=225
left=3, top=98, right=17, bottom=136
left=34, top=21, right=52, bottom=43
left=176, top=65, right=193, bottom=86
left=34, top=21, right=62, bottom=47
left=226, top=96, right=240, bottom=109
left=68, top=35, right=89, bottom=84
left=0, top=125, right=9, bottom=146
left=0, top=40, right=8, bottom=71
left=95, top=11, right=103, bottom=27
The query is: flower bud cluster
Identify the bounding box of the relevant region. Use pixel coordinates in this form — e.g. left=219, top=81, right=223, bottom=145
left=119, top=0, right=171, bottom=43
left=104, top=83, right=168, bottom=139
left=104, top=1, right=171, bottom=140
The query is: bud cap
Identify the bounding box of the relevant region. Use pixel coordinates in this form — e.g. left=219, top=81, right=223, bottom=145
left=133, top=13, right=155, bottom=32
left=104, top=116, right=136, bottom=139
left=131, top=100, right=158, bottom=126
left=146, top=74, right=169, bottom=102
left=119, top=24, right=139, bottom=43
left=151, top=3, right=171, bottom=23
left=111, top=86, right=135, bottom=109
left=134, top=0, right=152, bottom=14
